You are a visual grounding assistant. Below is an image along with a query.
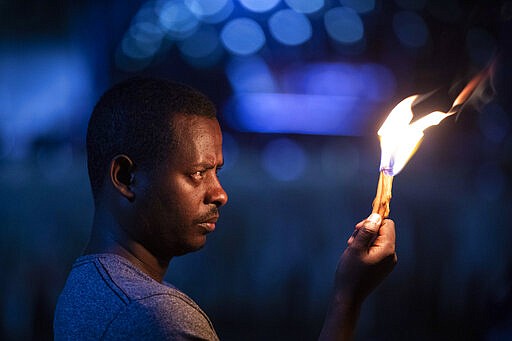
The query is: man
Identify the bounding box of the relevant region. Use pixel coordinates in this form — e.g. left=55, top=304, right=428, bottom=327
left=54, top=77, right=397, bottom=340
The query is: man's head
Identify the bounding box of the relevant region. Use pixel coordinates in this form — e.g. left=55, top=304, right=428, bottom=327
left=86, top=77, right=228, bottom=259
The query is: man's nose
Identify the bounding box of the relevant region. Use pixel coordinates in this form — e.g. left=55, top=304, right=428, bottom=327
left=206, top=177, right=228, bottom=207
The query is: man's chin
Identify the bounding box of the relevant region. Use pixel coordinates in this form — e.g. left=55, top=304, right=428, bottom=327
left=174, top=237, right=207, bottom=257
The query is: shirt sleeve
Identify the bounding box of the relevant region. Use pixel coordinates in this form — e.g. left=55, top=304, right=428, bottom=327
left=101, top=294, right=220, bottom=341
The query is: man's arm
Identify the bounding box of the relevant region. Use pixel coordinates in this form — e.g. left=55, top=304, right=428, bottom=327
left=319, top=213, right=397, bottom=340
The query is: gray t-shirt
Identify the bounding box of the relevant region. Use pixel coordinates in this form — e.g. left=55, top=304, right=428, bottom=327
left=54, top=253, right=219, bottom=340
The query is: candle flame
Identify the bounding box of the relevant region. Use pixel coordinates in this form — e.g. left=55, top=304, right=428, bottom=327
left=378, top=62, right=495, bottom=176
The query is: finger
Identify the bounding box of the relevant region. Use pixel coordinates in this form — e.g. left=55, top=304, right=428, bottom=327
left=349, top=215, right=377, bottom=245
left=347, top=229, right=358, bottom=245
left=351, top=213, right=382, bottom=250
left=375, top=219, right=396, bottom=251
left=368, top=219, right=396, bottom=261
left=355, top=219, right=366, bottom=229
left=380, top=219, right=396, bottom=241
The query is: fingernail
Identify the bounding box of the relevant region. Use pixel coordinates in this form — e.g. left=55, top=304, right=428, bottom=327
left=366, top=213, right=382, bottom=229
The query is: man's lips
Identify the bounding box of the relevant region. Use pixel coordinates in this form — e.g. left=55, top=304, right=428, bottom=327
left=198, top=216, right=218, bottom=233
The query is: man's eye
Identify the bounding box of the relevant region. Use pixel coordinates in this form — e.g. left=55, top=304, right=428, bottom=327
left=191, top=171, right=205, bottom=180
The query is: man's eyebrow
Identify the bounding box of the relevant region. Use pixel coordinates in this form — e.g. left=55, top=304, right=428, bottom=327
left=192, top=161, right=224, bottom=169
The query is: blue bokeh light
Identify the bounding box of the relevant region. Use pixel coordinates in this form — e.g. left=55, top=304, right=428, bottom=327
left=281, top=63, right=395, bottom=100
left=239, top=0, right=281, bottom=13
left=226, top=56, right=277, bottom=93
left=392, top=10, right=429, bottom=48
left=0, top=46, right=93, bottom=158
left=116, top=48, right=153, bottom=72
left=261, top=138, right=306, bottom=181
left=121, top=22, right=163, bottom=59
left=339, top=0, right=375, bottom=14
left=158, top=1, right=199, bottom=39
left=268, top=9, right=312, bottom=46
left=220, top=132, right=240, bottom=171
left=178, top=25, right=223, bottom=67
left=359, top=63, right=396, bottom=100
left=478, top=103, right=510, bottom=144
left=185, top=0, right=234, bottom=23
left=224, top=62, right=396, bottom=135
left=225, top=93, right=362, bottom=135
left=324, top=7, right=364, bottom=44
left=221, top=18, right=266, bottom=55
left=134, top=2, right=161, bottom=25
left=284, top=0, right=324, bottom=14
left=178, top=25, right=220, bottom=58
left=121, top=35, right=152, bottom=60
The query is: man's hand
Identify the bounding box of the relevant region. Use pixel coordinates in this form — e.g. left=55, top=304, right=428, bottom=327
left=337, top=213, right=397, bottom=305
left=319, top=213, right=397, bottom=340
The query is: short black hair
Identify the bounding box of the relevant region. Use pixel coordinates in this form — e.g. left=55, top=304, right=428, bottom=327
left=86, top=77, right=216, bottom=201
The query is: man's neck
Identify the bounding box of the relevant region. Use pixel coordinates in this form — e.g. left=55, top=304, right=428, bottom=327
left=84, top=211, right=170, bottom=283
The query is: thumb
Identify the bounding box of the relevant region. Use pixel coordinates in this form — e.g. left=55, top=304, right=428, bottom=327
left=351, top=213, right=382, bottom=249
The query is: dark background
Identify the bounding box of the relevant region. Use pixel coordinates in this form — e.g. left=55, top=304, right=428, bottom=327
left=1, top=0, right=511, bottom=340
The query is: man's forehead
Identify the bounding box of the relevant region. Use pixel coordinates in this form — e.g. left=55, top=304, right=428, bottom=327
left=169, top=114, right=222, bottom=160
left=171, top=114, right=220, bottom=138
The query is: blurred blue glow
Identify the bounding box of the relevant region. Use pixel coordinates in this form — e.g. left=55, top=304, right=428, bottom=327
left=221, top=18, right=266, bottom=55
left=239, top=0, right=281, bottom=13
left=158, top=1, right=199, bottom=39
left=179, top=26, right=223, bottom=68
left=122, top=22, right=163, bottom=59
left=284, top=0, right=324, bottom=14
left=479, top=103, right=510, bottom=144
left=261, top=138, right=306, bottom=181
left=116, top=48, right=153, bottom=72
left=392, top=11, right=429, bottom=48
left=0, top=133, right=15, bottom=160
left=282, top=63, right=395, bottom=100
left=226, top=93, right=367, bottom=135
left=340, top=0, right=375, bottom=14
left=466, top=28, right=496, bottom=66
left=324, top=7, right=364, bottom=44
left=224, top=62, right=396, bottom=135
left=121, top=35, right=152, bottom=60
left=0, top=46, right=92, bottom=158
left=359, top=63, right=396, bottom=100
left=226, top=56, right=277, bottom=93
left=268, top=9, right=312, bottom=46
left=221, top=132, right=240, bottom=171
left=134, top=2, right=160, bottom=25
left=394, top=0, right=426, bottom=10
left=178, top=25, right=219, bottom=58
left=185, top=0, right=234, bottom=23
left=131, top=18, right=165, bottom=42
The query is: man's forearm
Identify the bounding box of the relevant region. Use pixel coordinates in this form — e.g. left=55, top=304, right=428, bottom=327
left=319, top=215, right=397, bottom=340
left=319, top=295, right=362, bottom=341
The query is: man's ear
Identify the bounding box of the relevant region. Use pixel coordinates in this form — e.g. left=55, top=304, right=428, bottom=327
left=110, top=154, right=136, bottom=202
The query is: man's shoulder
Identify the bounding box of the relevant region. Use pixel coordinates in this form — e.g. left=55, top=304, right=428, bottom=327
left=93, top=253, right=173, bottom=299
left=102, top=292, right=219, bottom=340
left=54, top=253, right=219, bottom=340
